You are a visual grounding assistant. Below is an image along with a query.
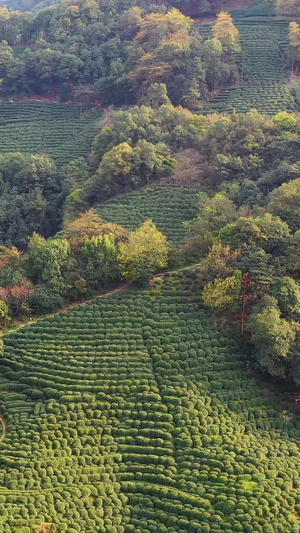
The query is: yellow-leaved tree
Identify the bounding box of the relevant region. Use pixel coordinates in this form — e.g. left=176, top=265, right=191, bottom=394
left=289, top=21, right=300, bottom=72
left=136, top=8, right=193, bottom=53
left=131, top=8, right=193, bottom=95
left=118, top=219, right=170, bottom=282
left=212, top=11, right=240, bottom=59
left=202, top=270, right=242, bottom=311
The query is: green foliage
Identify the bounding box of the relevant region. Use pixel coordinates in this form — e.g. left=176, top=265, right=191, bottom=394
left=63, top=188, right=88, bottom=226
left=273, top=111, right=298, bottom=131
left=118, top=219, right=169, bottom=281
left=248, top=297, right=297, bottom=378
left=0, top=299, right=10, bottom=326
left=235, top=245, right=275, bottom=287
left=272, top=277, right=300, bottom=319
left=29, top=285, right=63, bottom=315
left=197, top=242, right=240, bottom=285
left=140, top=83, right=171, bottom=109
left=90, top=103, right=198, bottom=169
left=184, top=192, right=238, bottom=259
left=202, top=270, right=242, bottom=310
left=81, top=234, right=120, bottom=288
left=91, top=140, right=177, bottom=199
left=220, top=214, right=290, bottom=254
left=193, top=192, right=238, bottom=233
left=37, top=238, right=75, bottom=294
left=0, top=152, right=59, bottom=249
left=268, top=177, right=300, bottom=231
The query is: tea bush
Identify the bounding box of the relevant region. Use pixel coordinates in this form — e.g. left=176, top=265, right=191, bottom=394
left=0, top=273, right=299, bottom=531
left=97, top=185, right=202, bottom=246
left=203, top=19, right=297, bottom=115
left=0, top=102, right=102, bottom=166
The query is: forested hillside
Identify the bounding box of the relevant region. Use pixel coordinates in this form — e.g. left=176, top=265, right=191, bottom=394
left=0, top=0, right=300, bottom=532
left=0, top=2, right=242, bottom=109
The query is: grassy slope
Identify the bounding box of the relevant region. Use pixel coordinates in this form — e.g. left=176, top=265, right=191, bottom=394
left=97, top=185, right=202, bottom=246
left=0, top=102, right=102, bottom=165
left=0, top=273, right=299, bottom=532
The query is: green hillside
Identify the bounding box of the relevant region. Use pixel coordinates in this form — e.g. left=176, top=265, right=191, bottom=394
left=97, top=186, right=202, bottom=246
left=1, top=2, right=300, bottom=532
left=203, top=17, right=297, bottom=114
left=0, top=273, right=299, bottom=532
left=0, top=102, right=102, bottom=166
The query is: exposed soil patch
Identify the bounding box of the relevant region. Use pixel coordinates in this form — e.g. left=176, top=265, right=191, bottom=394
left=162, top=149, right=205, bottom=186
left=11, top=95, right=62, bottom=104
left=9, top=95, right=103, bottom=107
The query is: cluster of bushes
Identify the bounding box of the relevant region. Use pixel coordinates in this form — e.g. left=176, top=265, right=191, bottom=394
left=73, top=102, right=300, bottom=208
left=0, top=211, right=170, bottom=320
left=4, top=105, right=300, bottom=334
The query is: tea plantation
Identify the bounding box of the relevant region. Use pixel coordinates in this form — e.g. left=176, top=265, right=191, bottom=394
left=97, top=185, right=202, bottom=246
left=0, top=102, right=103, bottom=166
left=203, top=17, right=297, bottom=115
left=0, top=273, right=299, bottom=532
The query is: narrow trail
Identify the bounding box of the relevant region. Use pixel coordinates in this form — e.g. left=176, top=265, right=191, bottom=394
left=0, top=416, right=6, bottom=443
left=8, top=263, right=202, bottom=334
left=9, top=282, right=130, bottom=332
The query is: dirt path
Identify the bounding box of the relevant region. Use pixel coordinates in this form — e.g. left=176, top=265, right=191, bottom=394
left=9, top=263, right=202, bottom=334
left=0, top=416, right=6, bottom=443
left=10, top=282, right=130, bottom=332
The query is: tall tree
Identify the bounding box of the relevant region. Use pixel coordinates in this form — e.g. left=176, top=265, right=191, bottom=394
left=248, top=296, right=297, bottom=378
left=135, top=9, right=193, bottom=53
left=202, top=270, right=242, bottom=311
left=289, top=21, right=300, bottom=71
left=268, top=177, right=300, bottom=231
left=63, top=209, right=129, bottom=249
left=81, top=233, right=120, bottom=288
left=212, top=10, right=240, bottom=59
left=118, top=219, right=170, bottom=282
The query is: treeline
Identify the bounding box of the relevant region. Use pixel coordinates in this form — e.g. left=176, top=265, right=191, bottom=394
left=0, top=4, right=240, bottom=108
left=4, top=0, right=234, bottom=17
left=0, top=212, right=169, bottom=323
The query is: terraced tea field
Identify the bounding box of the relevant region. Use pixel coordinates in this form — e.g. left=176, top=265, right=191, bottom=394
left=0, top=102, right=103, bottom=165
left=203, top=19, right=297, bottom=115
left=0, top=273, right=299, bottom=532
left=97, top=185, right=202, bottom=246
